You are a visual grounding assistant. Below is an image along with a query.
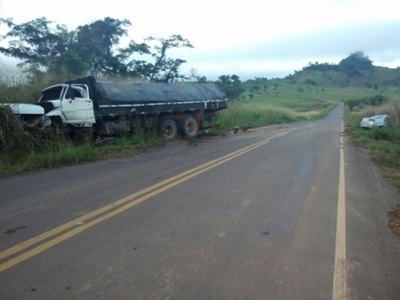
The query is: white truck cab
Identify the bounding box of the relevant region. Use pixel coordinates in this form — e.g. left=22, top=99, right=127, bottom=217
left=38, top=84, right=95, bottom=127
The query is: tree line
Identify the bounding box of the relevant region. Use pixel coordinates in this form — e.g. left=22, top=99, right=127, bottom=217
left=0, top=17, right=194, bottom=82
left=0, top=17, right=245, bottom=99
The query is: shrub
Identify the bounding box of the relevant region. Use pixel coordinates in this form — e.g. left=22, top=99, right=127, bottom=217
left=389, top=100, right=400, bottom=128
left=347, top=94, right=387, bottom=111
left=305, top=79, right=316, bottom=86
left=367, top=127, right=400, bottom=141
left=0, top=106, right=36, bottom=157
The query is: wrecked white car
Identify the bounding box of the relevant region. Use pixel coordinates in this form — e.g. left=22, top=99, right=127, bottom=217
left=360, top=114, right=389, bottom=129
left=0, top=103, right=49, bottom=128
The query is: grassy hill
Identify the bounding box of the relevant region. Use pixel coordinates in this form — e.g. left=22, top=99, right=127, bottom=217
left=240, top=52, right=400, bottom=109
left=286, top=64, right=400, bottom=87
left=286, top=52, right=400, bottom=88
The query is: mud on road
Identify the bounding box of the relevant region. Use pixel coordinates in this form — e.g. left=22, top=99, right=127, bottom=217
left=388, top=206, right=400, bottom=235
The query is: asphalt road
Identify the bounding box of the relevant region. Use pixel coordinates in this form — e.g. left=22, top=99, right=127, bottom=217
left=0, top=104, right=399, bottom=299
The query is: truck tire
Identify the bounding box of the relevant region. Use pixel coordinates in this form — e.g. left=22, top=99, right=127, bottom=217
left=179, top=116, right=199, bottom=138
left=160, top=119, right=178, bottom=140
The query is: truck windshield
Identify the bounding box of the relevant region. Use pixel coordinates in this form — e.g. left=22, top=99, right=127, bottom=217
left=40, top=86, right=64, bottom=102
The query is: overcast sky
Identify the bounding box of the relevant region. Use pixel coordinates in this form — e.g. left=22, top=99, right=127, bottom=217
left=1, top=0, right=399, bottom=79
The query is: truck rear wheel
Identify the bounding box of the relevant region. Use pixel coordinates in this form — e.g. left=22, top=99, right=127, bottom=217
left=160, top=119, right=178, bottom=140
left=179, top=116, right=199, bottom=138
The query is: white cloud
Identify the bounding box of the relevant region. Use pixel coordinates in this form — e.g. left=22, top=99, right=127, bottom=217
left=1, top=0, right=399, bottom=78
left=183, top=20, right=400, bottom=79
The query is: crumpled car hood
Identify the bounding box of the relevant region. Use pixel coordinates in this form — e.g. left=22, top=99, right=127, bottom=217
left=0, top=103, right=45, bottom=115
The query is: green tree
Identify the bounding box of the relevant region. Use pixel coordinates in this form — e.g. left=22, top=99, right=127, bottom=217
left=339, top=51, right=373, bottom=76
left=197, top=76, right=208, bottom=83
left=0, top=17, right=135, bottom=77
left=0, top=17, right=70, bottom=71
left=117, top=41, right=153, bottom=77
left=216, top=74, right=244, bottom=99
left=74, top=17, right=133, bottom=75
left=145, top=34, right=193, bottom=82
left=0, top=18, right=193, bottom=81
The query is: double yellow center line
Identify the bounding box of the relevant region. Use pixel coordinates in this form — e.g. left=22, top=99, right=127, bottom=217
left=0, top=129, right=293, bottom=272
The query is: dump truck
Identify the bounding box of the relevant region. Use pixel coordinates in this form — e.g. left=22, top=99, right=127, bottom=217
left=1, top=76, right=228, bottom=139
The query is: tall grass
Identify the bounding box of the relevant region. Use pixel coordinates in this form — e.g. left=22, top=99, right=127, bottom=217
left=345, top=99, right=400, bottom=187
left=216, top=102, right=299, bottom=131
left=0, top=107, right=97, bottom=173
left=0, top=106, right=36, bottom=157
left=2, top=140, right=97, bottom=173
left=0, top=106, right=163, bottom=174
left=0, top=131, right=162, bottom=175
left=215, top=89, right=335, bottom=132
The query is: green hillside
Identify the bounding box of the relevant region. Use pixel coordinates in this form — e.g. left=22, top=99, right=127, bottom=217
left=240, top=51, right=400, bottom=110
left=285, top=51, right=400, bottom=87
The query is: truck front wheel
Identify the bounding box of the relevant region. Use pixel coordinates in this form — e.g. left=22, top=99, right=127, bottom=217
left=179, top=116, right=199, bottom=138
left=159, top=119, right=178, bottom=140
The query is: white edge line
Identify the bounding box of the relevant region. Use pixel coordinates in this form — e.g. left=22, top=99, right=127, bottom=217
left=332, top=120, right=347, bottom=300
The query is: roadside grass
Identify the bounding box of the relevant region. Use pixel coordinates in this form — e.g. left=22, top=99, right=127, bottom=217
left=0, top=124, right=163, bottom=175
left=215, top=84, right=336, bottom=132
left=215, top=102, right=299, bottom=131
left=94, top=132, right=162, bottom=157
left=345, top=101, right=400, bottom=188
left=3, top=140, right=97, bottom=173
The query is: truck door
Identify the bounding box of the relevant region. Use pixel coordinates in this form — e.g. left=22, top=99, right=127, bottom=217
left=62, top=85, right=95, bottom=127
